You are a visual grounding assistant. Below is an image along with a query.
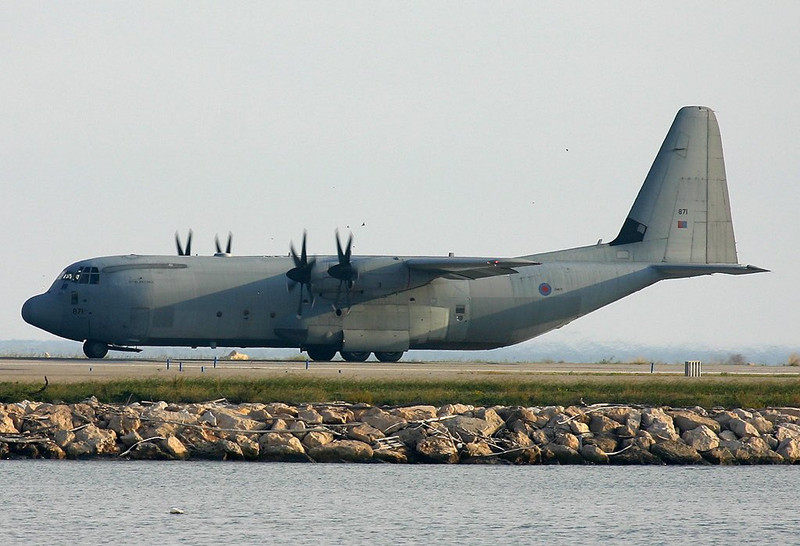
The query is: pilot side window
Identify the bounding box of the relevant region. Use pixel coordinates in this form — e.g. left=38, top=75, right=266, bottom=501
left=72, top=266, right=100, bottom=285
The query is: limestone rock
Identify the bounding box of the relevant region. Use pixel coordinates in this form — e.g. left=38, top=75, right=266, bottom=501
left=258, top=433, right=307, bottom=461
left=776, top=438, right=800, bottom=463
left=129, top=441, right=169, bottom=460
left=309, top=440, right=373, bottom=463
left=437, top=403, right=473, bottom=417
left=38, top=442, right=66, bottom=459
left=554, top=432, right=580, bottom=451
left=416, top=436, right=459, bottom=463
left=609, top=446, right=664, bottom=465
left=749, top=416, right=774, bottom=435
left=641, top=409, right=679, bottom=441
left=24, top=404, right=74, bottom=433
left=650, top=440, right=705, bottom=465
left=728, top=418, right=759, bottom=438
left=541, top=443, right=583, bottom=465
left=161, top=436, right=189, bottom=460
left=731, top=436, right=783, bottom=464
left=119, top=430, right=143, bottom=448
left=529, top=429, right=552, bottom=446
left=233, top=434, right=258, bottom=460
left=347, top=423, right=385, bottom=444
left=669, top=410, right=721, bottom=434
left=776, top=424, right=800, bottom=443
left=569, top=420, right=590, bottom=436
left=68, top=424, right=119, bottom=457
left=298, top=430, right=330, bottom=450
left=462, top=441, right=493, bottom=459
left=361, top=409, right=407, bottom=433
left=580, top=444, right=610, bottom=464
left=211, top=409, right=266, bottom=433
left=296, top=408, right=323, bottom=425
left=702, top=446, right=738, bottom=465
left=271, top=418, right=289, bottom=431
left=392, top=405, right=438, bottom=421
left=585, top=432, right=618, bottom=453
left=318, top=407, right=354, bottom=424
left=107, top=410, right=141, bottom=436
left=682, top=425, right=720, bottom=452
left=373, top=447, right=409, bottom=464
left=443, top=415, right=502, bottom=443
left=0, top=410, right=19, bottom=434
left=475, top=408, right=505, bottom=433
left=395, top=426, right=426, bottom=449
left=53, top=429, right=75, bottom=449
left=589, top=414, right=619, bottom=434
left=719, top=430, right=738, bottom=441
left=264, top=403, right=298, bottom=418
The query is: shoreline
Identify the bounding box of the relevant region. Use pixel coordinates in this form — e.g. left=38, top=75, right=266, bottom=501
left=2, top=398, right=799, bottom=465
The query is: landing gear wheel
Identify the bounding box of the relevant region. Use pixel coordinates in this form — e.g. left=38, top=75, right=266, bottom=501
left=340, top=351, right=370, bottom=362
left=83, top=340, right=109, bottom=359
left=374, top=351, right=403, bottom=362
left=305, top=346, right=337, bottom=362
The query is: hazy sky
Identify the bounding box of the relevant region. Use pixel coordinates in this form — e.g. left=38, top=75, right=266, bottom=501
left=2, top=3, right=798, bottom=353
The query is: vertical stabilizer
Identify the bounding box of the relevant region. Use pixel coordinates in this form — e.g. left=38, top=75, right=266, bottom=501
left=610, top=106, right=738, bottom=264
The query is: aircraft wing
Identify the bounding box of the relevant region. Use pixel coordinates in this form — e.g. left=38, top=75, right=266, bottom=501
left=405, top=257, right=540, bottom=280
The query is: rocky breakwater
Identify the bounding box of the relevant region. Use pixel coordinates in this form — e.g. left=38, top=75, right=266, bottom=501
left=2, top=399, right=800, bottom=465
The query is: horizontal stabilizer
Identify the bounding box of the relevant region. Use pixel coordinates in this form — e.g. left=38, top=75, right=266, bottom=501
left=652, top=263, right=769, bottom=279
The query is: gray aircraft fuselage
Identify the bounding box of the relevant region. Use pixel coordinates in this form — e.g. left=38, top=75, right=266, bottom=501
left=21, top=106, right=766, bottom=360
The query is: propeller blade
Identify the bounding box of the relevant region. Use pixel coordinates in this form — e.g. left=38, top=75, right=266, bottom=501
left=175, top=230, right=193, bottom=256
left=328, top=230, right=356, bottom=284
left=286, top=231, right=315, bottom=315
left=214, top=232, right=233, bottom=255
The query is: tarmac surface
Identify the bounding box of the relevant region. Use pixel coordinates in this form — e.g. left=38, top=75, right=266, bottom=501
left=0, top=357, right=797, bottom=384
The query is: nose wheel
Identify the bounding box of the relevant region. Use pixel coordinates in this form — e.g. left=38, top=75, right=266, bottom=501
left=83, top=340, right=109, bottom=359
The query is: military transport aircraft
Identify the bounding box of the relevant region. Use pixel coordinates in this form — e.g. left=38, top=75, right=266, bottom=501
left=22, top=106, right=766, bottom=360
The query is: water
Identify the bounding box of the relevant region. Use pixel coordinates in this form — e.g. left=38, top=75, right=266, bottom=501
left=1, top=461, right=798, bottom=545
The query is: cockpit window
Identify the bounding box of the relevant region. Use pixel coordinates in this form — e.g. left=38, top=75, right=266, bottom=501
left=62, top=266, right=100, bottom=286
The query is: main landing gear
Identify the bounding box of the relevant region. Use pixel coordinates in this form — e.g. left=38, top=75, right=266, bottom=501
left=83, top=340, right=109, bottom=359
left=303, top=348, right=405, bottom=362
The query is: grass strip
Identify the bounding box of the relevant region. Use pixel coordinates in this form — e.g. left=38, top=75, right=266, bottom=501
left=2, top=376, right=800, bottom=408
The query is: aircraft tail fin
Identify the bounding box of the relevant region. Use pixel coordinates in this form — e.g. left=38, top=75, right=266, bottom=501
left=610, top=106, right=738, bottom=264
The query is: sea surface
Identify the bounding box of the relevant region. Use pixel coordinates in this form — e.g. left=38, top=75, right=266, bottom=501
left=0, top=461, right=797, bottom=545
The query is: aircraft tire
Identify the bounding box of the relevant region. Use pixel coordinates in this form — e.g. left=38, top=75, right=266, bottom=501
left=340, top=351, right=370, bottom=362
left=374, top=351, right=403, bottom=362
left=83, top=340, right=109, bottom=359
left=306, top=346, right=337, bottom=362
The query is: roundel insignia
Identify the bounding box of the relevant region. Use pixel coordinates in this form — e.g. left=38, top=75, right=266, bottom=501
left=538, top=282, right=552, bottom=296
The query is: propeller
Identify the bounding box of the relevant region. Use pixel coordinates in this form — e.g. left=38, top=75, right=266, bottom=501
left=175, top=230, right=193, bottom=256
left=215, top=232, right=233, bottom=255
left=327, top=230, right=357, bottom=308
left=286, top=231, right=316, bottom=316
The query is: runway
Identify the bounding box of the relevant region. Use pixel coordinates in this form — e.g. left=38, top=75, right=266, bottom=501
left=0, top=357, right=796, bottom=384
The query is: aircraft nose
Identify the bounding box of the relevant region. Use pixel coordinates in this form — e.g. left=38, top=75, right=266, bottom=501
left=22, top=294, right=50, bottom=329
